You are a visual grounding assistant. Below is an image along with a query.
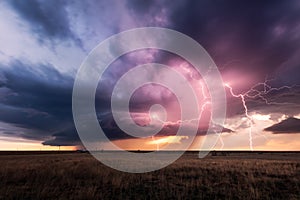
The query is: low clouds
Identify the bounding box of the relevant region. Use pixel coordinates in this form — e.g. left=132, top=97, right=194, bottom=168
left=264, top=117, right=300, bottom=133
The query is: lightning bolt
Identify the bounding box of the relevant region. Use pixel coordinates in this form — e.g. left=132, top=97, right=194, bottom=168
left=148, top=72, right=299, bottom=152
left=151, top=136, right=159, bottom=151
left=225, top=78, right=299, bottom=151
left=150, top=114, right=160, bottom=151
left=150, top=80, right=225, bottom=151
left=199, top=81, right=225, bottom=150
left=225, top=83, right=254, bottom=150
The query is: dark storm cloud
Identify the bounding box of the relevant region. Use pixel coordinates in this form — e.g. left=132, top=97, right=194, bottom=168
left=264, top=117, right=300, bottom=133
left=42, top=127, right=80, bottom=146
left=0, top=60, right=72, bottom=118
left=7, top=0, right=80, bottom=44
left=0, top=60, right=134, bottom=146
left=0, top=60, right=78, bottom=145
left=166, top=0, right=300, bottom=83
left=125, top=0, right=300, bottom=118
left=6, top=0, right=300, bottom=81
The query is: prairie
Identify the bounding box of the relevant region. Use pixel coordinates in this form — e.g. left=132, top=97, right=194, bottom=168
left=0, top=151, right=299, bottom=199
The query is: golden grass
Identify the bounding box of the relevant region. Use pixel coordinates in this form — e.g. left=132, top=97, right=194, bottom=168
left=0, top=152, right=299, bottom=199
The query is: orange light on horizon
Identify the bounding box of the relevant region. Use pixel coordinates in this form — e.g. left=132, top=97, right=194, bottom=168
left=0, top=137, right=76, bottom=151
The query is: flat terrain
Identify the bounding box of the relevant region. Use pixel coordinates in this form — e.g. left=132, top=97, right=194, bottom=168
left=0, top=151, right=299, bottom=199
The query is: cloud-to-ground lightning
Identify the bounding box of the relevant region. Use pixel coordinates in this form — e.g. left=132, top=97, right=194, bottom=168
left=148, top=79, right=225, bottom=150
left=146, top=65, right=299, bottom=152
left=225, top=78, right=299, bottom=150
left=225, top=83, right=254, bottom=150
left=150, top=113, right=160, bottom=151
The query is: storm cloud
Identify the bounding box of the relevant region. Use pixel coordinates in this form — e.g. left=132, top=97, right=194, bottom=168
left=0, top=0, right=299, bottom=147
left=0, top=60, right=78, bottom=144
left=264, top=117, right=300, bottom=133
left=6, top=0, right=79, bottom=44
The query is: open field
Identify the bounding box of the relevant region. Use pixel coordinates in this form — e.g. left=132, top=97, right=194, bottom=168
left=0, top=151, right=299, bottom=200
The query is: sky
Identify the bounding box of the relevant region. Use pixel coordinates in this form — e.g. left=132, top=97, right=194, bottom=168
left=0, top=0, right=299, bottom=151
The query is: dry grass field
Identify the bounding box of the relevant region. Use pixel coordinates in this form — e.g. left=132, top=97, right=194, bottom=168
left=0, top=151, right=299, bottom=200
